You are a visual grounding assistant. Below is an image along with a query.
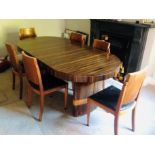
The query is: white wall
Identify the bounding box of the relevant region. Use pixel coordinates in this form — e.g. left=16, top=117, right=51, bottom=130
left=0, top=19, right=65, bottom=56
left=65, top=19, right=90, bottom=34
left=141, top=28, right=155, bottom=77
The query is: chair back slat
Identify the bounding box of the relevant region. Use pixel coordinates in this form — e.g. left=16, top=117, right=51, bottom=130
left=93, top=39, right=110, bottom=53
left=19, top=27, right=37, bottom=40
left=117, top=68, right=147, bottom=108
left=5, top=43, right=20, bottom=72
left=70, top=32, right=85, bottom=46
left=22, top=52, right=43, bottom=90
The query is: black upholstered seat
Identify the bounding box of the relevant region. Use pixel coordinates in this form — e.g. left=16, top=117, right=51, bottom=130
left=89, top=85, right=135, bottom=111
left=29, top=74, right=67, bottom=91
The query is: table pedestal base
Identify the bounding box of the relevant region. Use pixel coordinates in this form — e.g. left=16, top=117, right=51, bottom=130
left=72, top=80, right=104, bottom=116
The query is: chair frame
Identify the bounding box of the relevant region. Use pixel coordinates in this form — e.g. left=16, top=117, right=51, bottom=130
left=93, top=39, right=111, bottom=60
left=93, top=39, right=110, bottom=52
left=19, top=27, right=37, bottom=40
left=87, top=68, right=147, bottom=135
left=5, top=43, right=25, bottom=99
left=22, top=52, right=68, bottom=121
left=70, top=32, right=86, bottom=47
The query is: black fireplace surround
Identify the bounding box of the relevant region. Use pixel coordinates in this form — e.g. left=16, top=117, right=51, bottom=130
left=90, top=19, right=155, bottom=74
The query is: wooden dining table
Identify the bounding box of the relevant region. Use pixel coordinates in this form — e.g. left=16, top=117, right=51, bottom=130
left=17, top=36, right=122, bottom=116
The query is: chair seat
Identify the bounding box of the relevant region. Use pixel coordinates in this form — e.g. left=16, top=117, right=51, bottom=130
left=29, top=74, right=67, bottom=91
left=89, top=85, right=135, bottom=111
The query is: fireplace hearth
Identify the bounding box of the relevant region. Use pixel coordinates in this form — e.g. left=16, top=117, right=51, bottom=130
left=90, top=19, right=155, bottom=75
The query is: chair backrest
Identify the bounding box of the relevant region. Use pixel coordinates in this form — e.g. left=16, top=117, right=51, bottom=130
left=93, top=39, right=110, bottom=53
left=70, top=32, right=85, bottom=46
left=22, top=52, right=43, bottom=90
left=5, top=43, right=20, bottom=72
left=19, top=27, right=37, bottom=40
left=117, top=67, right=147, bottom=110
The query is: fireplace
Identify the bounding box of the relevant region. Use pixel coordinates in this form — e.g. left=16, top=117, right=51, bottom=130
left=90, top=19, right=154, bottom=75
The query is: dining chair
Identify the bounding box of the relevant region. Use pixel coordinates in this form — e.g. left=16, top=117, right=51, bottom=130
left=86, top=67, right=147, bottom=135
left=22, top=52, right=68, bottom=121
left=5, top=43, right=25, bottom=99
left=70, top=32, right=86, bottom=47
left=19, top=27, right=37, bottom=40
left=93, top=39, right=121, bottom=78
left=93, top=39, right=110, bottom=56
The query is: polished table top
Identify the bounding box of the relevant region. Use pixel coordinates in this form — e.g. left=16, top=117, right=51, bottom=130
left=17, top=36, right=121, bottom=83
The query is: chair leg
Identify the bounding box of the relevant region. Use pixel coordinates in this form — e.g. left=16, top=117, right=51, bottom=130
left=72, top=82, right=74, bottom=91
left=19, top=76, right=23, bottom=99
left=87, top=102, right=91, bottom=126
left=38, top=93, right=44, bottom=121
left=114, top=115, right=119, bottom=135
left=27, top=85, right=33, bottom=108
left=132, top=107, right=136, bottom=132
left=72, top=81, right=75, bottom=97
left=12, top=72, right=16, bottom=90
left=64, top=85, right=68, bottom=110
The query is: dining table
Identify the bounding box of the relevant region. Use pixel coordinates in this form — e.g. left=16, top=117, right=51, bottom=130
left=17, top=36, right=122, bottom=116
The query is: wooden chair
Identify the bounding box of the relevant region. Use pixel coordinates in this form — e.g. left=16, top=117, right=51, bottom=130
left=87, top=68, right=147, bottom=135
left=5, top=43, right=25, bottom=99
left=93, top=39, right=110, bottom=56
left=22, top=52, right=68, bottom=121
left=70, top=32, right=86, bottom=47
left=93, top=39, right=120, bottom=77
left=19, top=27, right=37, bottom=40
